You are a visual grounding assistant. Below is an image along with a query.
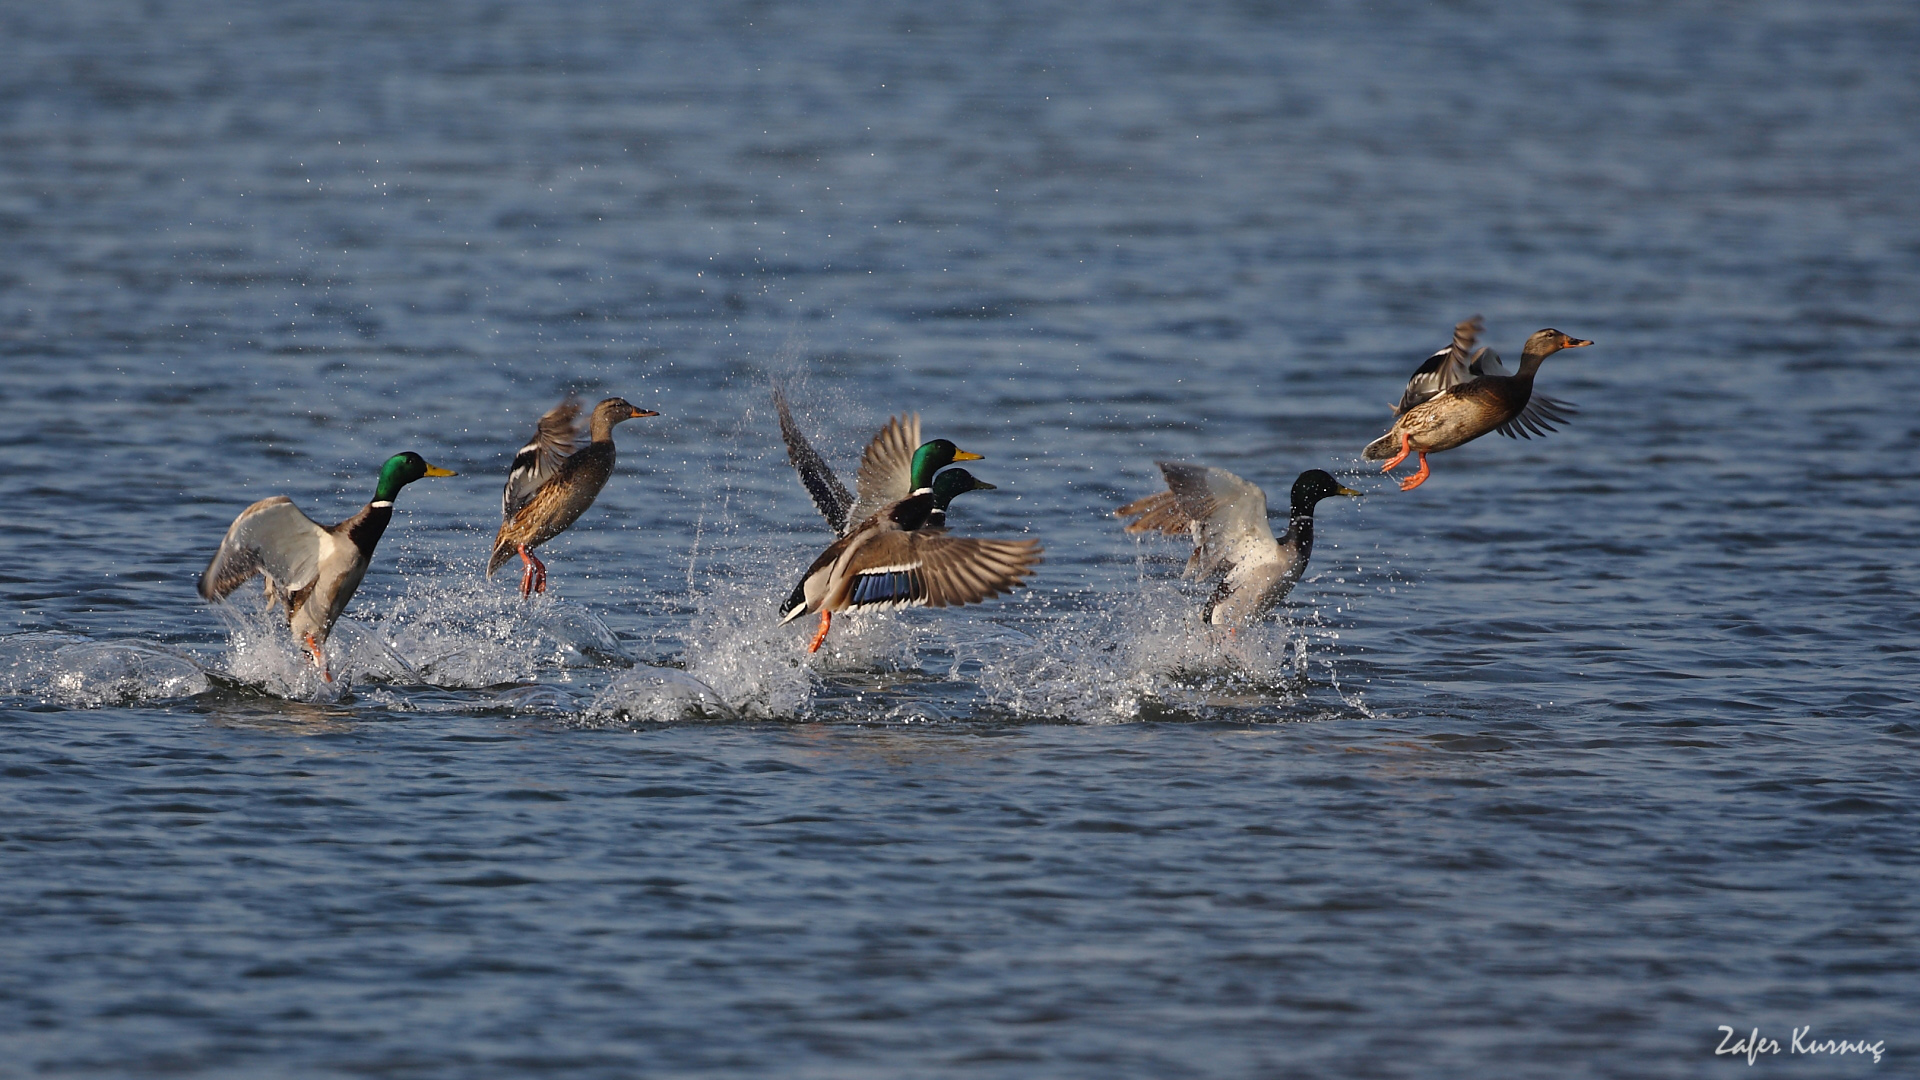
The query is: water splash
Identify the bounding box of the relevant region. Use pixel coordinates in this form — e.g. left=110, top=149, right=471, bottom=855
left=376, top=575, right=629, bottom=688
left=963, top=577, right=1364, bottom=723
left=0, top=631, right=210, bottom=707
left=590, top=573, right=813, bottom=722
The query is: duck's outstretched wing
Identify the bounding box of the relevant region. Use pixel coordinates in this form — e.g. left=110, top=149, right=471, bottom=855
left=199, top=496, right=330, bottom=603
left=773, top=388, right=855, bottom=535
left=502, top=398, right=582, bottom=521
left=846, top=412, right=922, bottom=526
left=1495, top=392, right=1579, bottom=439
left=1153, top=462, right=1279, bottom=579
left=1116, top=490, right=1193, bottom=537
left=836, top=530, right=1042, bottom=612
left=1393, top=315, right=1483, bottom=415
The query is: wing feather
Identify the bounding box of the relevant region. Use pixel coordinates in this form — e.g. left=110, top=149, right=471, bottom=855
left=846, top=413, right=922, bottom=524
left=1116, top=490, right=1195, bottom=536
left=1467, top=346, right=1508, bottom=377
left=1393, top=315, right=1483, bottom=415
left=1495, top=392, right=1579, bottom=439
left=501, top=398, right=583, bottom=521
left=199, top=497, right=330, bottom=602
left=833, top=530, right=1041, bottom=612
left=1153, top=462, right=1278, bottom=579
left=773, top=388, right=855, bottom=535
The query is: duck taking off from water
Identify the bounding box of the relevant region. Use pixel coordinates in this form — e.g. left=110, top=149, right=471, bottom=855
left=778, top=442, right=1042, bottom=654
left=1118, top=465, right=1359, bottom=627
left=773, top=388, right=931, bottom=536
left=1390, top=316, right=1580, bottom=431
left=199, top=451, right=457, bottom=681
left=488, top=396, right=658, bottom=596
left=1364, top=326, right=1591, bottom=491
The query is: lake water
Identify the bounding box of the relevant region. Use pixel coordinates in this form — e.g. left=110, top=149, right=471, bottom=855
left=2, top=1, right=1916, bottom=1076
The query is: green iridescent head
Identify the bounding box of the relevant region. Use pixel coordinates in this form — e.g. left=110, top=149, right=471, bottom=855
left=1289, top=469, right=1361, bottom=511
left=373, top=451, right=458, bottom=502
left=930, top=467, right=997, bottom=510
left=909, top=440, right=984, bottom=491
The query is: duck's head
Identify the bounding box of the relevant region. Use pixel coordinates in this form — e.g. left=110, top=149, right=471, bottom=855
left=909, top=439, right=985, bottom=491
left=595, top=397, right=661, bottom=424
left=929, top=467, right=997, bottom=510
left=374, top=451, right=458, bottom=501
left=1521, top=329, right=1593, bottom=360
left=1291, top=469, right=1362, bottom=511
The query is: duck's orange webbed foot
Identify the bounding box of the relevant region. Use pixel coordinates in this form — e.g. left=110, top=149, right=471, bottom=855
left=516, top=544, right=548, bottom=597
left=806, top=610, right=832, bottom=654
left=1381, top=432, right=1412, bottom=472
left=303, top=633, right=333, bottom=683
left=1398, top=452, right=1431, bottom=491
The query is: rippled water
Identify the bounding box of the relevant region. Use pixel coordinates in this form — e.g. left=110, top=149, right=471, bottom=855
left=3, top=1, right=1917, bottom=1075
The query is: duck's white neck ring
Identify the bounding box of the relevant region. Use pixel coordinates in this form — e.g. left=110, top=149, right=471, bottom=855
left=370, top=500, right=394, bottom=508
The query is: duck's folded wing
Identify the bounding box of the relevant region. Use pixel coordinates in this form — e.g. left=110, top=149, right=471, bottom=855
left=838, top=531, right=1041, bottom=611
left=1156, top=462, right=1277, bottom=578
left=199, top=497, right=328, bottom=602
left=1394, top=315, right=1483, bottom=415
left=774, top=388, right=855, bottom=535
left=1496, top=393, right=1579, bottom=439
left=502, top=398, right=582, bottom=520
left=846, top=413, right=921, bottom=525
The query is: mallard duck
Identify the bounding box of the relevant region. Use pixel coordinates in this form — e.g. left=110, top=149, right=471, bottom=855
left=1118, top=465, right=1359, bottom=627
left=777, top=444, right=1042, bottom=653
left=1391, top=315, right=1579, bottom=433
left=1364, top=327, right=1591, bottom=491
left=487, top=396, right=658, bottom=596
left=199, top=451, right=457, bottom=681
left=773, top=388, right=929, bottom=536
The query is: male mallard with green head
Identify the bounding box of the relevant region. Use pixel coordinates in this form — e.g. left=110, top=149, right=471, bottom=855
left=200, top=451, right=457, bottom=680
left=1119, top=465, right=1360, bottom=627
left=488, top=396, right=658, bottom=596
left=778, top=441, right=1041, bottom=653
left=1365, top=326, right=1591, bottom=490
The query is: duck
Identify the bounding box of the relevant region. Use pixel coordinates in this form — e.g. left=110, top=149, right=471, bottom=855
left=199, top=451, right=457, bottom=681
left=778, top=443, right=1042, bottom=653
left=1364, top=327, right=1591, bottom=490
left=487, top=396, right=658, bottom=596
left=773, top=388, right=929, bottom=536
left=1118, top=465, right=1359, bottom=627
left=1391, top=315, right=1579, bottom=432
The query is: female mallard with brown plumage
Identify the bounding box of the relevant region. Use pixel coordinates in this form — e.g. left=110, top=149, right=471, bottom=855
left=487, top=396, right=658, bottom=596
left=200, top=451, right=457, bottom=681
left=1365, top=326, right=1591, bottom=490
left=1118, top=464, right=1359, bottom=627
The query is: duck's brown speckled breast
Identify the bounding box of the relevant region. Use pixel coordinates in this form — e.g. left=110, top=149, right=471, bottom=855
left=511, top=442, right=618, bottom=549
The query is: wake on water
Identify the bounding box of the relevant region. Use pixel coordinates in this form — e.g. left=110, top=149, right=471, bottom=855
left=0, top=564, right=1366, bottom=724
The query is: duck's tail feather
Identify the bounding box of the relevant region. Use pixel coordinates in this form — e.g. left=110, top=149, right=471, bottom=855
left=1362, top=428, right=1403, bottom=460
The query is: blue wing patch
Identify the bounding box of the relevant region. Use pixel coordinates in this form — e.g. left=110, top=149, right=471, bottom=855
left=848, top=568, right=922, bottom=607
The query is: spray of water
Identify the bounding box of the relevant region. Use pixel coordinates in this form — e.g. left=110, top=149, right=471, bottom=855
left=0, top=631, right=210, bottom=707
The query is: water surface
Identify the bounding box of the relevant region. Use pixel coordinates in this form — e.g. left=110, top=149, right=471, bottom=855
left=2, top=1, right=1916, bottom=1076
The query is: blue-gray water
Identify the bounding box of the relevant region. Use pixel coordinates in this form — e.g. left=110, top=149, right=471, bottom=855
left=3, top=1, right=1916, bottom=1076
